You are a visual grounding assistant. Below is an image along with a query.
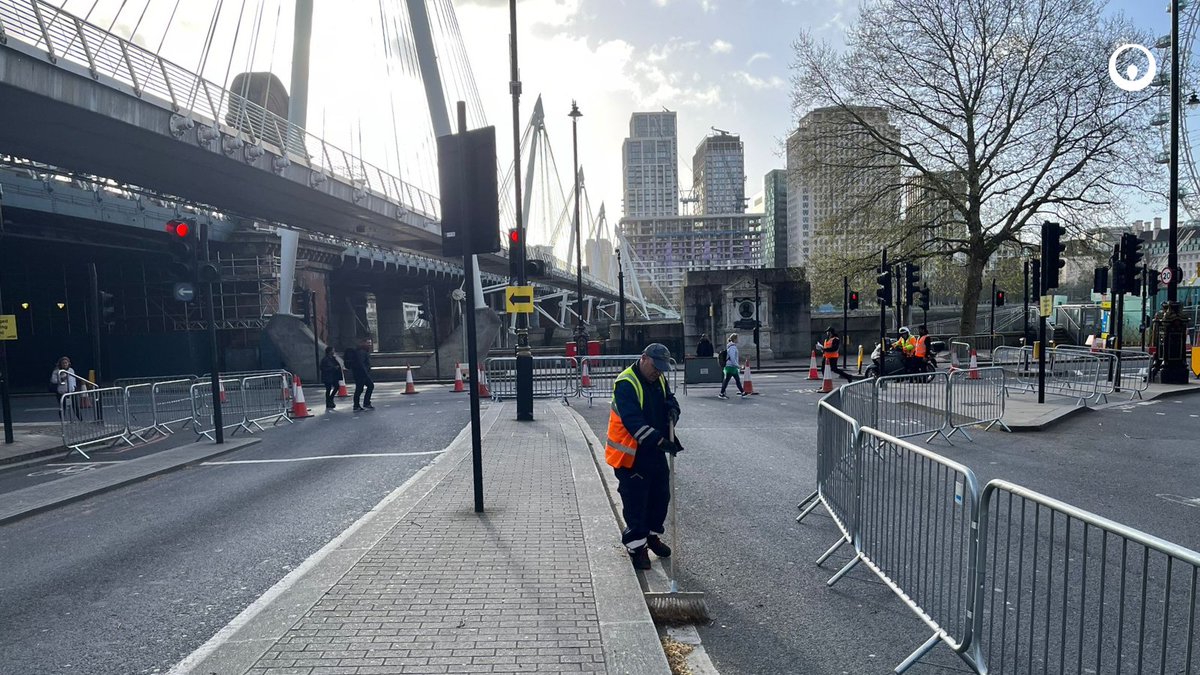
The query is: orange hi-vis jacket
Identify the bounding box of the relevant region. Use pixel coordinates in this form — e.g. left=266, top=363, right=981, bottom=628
left=913, top=334, right=929, bottom=358
left=605, top=365, right=668, bottom=469
left=822, top=336, right=840, bottom=360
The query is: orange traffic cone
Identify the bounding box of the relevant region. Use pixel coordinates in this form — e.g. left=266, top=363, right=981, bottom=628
left=403, top=366, right=418, bottom=394
left=336, top=371, right=349, bottom=398
left=581, top=360, right=592, bottom=388
left=451, top=363, right=466, bottom=393
left=819, top=363, right=834, bottom=393
left=291, top=375, right=312, bottom=418
left=808, top=350, right=820, bottom=380
left=219, top=380, right=228, bottom=403
left=968, top=348, right=980, bottom=380
left=477, top=365, right=491, bottom=398
left=743, top=360, right=756, bottom=395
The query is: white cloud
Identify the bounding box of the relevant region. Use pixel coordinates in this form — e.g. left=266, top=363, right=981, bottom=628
left=710, top=39, right=734, bottom=54
left=747, top=51, right=771, bottom=65
left=734, top=71, right=786, bottom=90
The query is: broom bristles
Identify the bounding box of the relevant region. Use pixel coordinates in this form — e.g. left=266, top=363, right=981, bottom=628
left=645, top=591, right=710, bottom=624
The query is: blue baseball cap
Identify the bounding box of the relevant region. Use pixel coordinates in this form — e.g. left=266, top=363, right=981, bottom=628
left=642, top=343, right=673, bottom=372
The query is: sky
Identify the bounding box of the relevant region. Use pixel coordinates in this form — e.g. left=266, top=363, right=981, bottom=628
left=50, top=0, right=1174, bottom=232
left=453, top=0, right=1170, bottom=224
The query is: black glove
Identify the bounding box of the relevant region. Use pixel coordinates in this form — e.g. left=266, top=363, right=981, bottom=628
left=667, top=435, right=684, bottom=456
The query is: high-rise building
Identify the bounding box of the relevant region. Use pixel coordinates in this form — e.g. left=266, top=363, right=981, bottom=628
left=618, top=214, right=762, bottom=308
left=622, top=112, right=679, bottom=218
left=785, top=106, right=901, bottom=269
left=763, top=169, right=788, bottom=268
left=692, top=131, right=745, bottom=215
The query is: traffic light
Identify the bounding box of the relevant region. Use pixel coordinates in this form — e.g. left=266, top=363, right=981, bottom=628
left=166, top=219, right=197, bottom=281
left=995, top=289, right=1006, bottom=306
left=526, top=259, right=547, bottom=277
left=904, top=262, right=921, bottom=305
left=1031, top=258, right=1041, bottom=296
left=1120, top=232, right=1143, bottom=296
left=508, top=228, right=523, bottom=280
left=876, top=267, right=892, bottom=306
left=1092, top=267, right=1109, bottom=295
left=918, top=286, right=930, bottom=312
left=99, top=291, right=116, bottom=324
left=848, top=290, right=860, bottom=310
left=1040, top=221, right=1067, bottom=290
left=1147, top=268, right=1161, bottom=298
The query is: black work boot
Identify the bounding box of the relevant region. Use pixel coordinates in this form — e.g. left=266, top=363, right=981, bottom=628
left=628, top=546, right=651, bottom=570
left=646, top=535, right=672, bottom=558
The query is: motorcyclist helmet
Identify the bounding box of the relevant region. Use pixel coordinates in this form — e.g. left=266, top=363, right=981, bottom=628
left=899, top=326, right=910, bottom=335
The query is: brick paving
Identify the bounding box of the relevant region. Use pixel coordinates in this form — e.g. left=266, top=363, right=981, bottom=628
left=218, top=401, right=664, bottom=675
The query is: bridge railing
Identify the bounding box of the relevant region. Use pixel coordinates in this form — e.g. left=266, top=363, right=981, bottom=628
left=0, top=0, right=441, bottom=220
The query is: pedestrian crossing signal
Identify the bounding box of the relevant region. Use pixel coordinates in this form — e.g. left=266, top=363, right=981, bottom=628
left=848, top=291, right=860, bottom=310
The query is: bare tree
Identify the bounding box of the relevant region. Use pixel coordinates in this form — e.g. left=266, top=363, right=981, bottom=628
left=790, top=0, right=1158, bottom=335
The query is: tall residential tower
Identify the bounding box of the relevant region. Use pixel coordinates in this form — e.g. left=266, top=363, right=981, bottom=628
left=692, top=131, right=745, bottom=215
left=622, top=112, right=679, bottom=218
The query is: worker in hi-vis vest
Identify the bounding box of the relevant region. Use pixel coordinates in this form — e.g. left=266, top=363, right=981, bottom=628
left=604, top=343, right=682, bottom=571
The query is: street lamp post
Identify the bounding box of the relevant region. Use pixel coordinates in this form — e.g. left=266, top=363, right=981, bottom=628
left=510, top=0, right=534, bottom=420
left=1161, top=0, right=1191, bottom=383
left=569, top=101, right=586, bottom=358
left=616, top=247, right=626, bottom=354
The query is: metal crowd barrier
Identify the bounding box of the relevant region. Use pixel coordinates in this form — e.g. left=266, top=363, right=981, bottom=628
left=946, top=367, right=1010, bottom=440
left=60, top=387, right=134, bottom=459
left=190, top=379, right=252, bottom=440
left=949, top=340, right=971, bottom=370
left=993, top=346, right=1102, bottom=405
left=844, top=427, right=982, bottom=671
left=970, top=480, right=1200, bottom=674
left=579, top=355, right=682, bottom=406
left=484, top=356, right=577, bottom=403
left=241, top=373, right=292, bottom=430
left=123, top=383, right=159, bottom=442
left=152, top=378, right=198, bottom=434
left=113, top=374, right=199, bottom=389
left=1058, top=345, right=1152, bottom=401
left=874, top=371, right=953, bottom=443
left=799, top=371, right=1200, bottom=673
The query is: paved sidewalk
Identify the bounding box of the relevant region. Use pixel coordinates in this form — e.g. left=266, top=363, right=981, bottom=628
left=173, top=401, right=669, bottom=675
left=0, top=426, right=65, bottom=465
left=1002, top=380, right=1200, bottom=431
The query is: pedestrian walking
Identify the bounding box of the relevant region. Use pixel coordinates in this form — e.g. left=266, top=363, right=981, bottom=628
left=345, top=337, right=375, bottom=411
left=696, top=334, right=714, bottom=358
left=320, top=346, right=342, bottom=410
left=821, top=326, right=855, bottom=382
left=718, top=333, right=746, bottom=399
left=49, top=356, right=82, bottom=420
left=605, top=343, right=682, bottom=571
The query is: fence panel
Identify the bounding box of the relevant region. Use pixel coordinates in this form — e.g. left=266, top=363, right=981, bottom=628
left=59, top=387, right=133, bottom=459
left=484, top=356, right=578, bottom=402
left=1058, top=345, right=1152, bottom=401
left=241, top=373, right=291, bottom=430
left=123, top=383, right=158, bottom=441
left=114, top=374, right=198, bottom=389
left=852, top=427, right=982, bottom=671
left=803, top=395, right=861, bottom=564
left=972, top=480, right=1200, bottom=674
left=873, top=371, right=952, bottom=443
left=151, top=378, right=197, bottom=433
left=838, top=378, right=877, bottom=430
left=1046, top=349, right=1102, bottom=404
left=190, top=379, right=251, bottom=440
left=947, top=367, right=1010, bottom=440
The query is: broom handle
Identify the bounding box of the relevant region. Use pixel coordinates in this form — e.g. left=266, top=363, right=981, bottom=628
left=668, top=420, right=678, bottom=592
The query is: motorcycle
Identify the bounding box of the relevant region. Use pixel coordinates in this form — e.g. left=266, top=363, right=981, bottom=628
left=863, top=340, right=943, bottom=379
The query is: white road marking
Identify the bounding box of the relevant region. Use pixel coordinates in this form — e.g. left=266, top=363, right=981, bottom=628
left=1159, top=494, right=1200, bottom=509
left=201, top=450, right=445, bottom=465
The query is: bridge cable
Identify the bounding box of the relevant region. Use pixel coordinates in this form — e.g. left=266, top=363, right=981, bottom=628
left=376, top=0, right=408, bottom=185
left=154, top=0, right=183, bottom=55
left=217, top=0, right=252, bottom=134
left=187, top=0, right=226, bottom=113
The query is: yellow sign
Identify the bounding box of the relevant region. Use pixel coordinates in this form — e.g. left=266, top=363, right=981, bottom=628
left=1100, top=300, right=1112, bottom=310
left=1039, top=295, right=1053, bottom=318
left=0, top=314, right=15, bottom=340
left=505, top=285, right=534, bottom=314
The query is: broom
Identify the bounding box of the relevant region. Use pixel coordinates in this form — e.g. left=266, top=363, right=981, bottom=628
left=644, top=420, right=710, bottom=624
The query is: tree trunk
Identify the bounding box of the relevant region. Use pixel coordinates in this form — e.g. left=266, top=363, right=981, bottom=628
left=959, top=256, right=986, bottom=336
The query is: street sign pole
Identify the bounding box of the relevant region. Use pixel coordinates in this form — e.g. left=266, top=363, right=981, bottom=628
left=754, top=276, right=761, bottom=370
left=990, top=278, right=996, bottom=338
left=456, top=101, right=485, bottom=513
left=427, top=285, right=441, bottom=379
left=841, top=275, right=848, bottom=370
left=0, top=340, right=12, bottom=444
left=202, top=222, right=223, bottom=444
left=310, top=289, right=320, bottom=383
left=510, top=0, right=534, bottom=422
left=879, top=249, right=888, bottom=358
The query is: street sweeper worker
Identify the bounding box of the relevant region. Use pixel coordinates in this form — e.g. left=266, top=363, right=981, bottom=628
left=605, top=342, right=682, bottom=571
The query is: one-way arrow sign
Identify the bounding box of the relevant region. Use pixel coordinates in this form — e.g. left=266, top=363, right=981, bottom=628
left=506, top=285, right=534, bottom=313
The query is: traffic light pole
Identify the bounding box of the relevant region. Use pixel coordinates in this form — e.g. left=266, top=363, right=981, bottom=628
left=310, top=289, right=320, bottom=383
left=456, top=102, right=485, bottom=512
left=1162, top=0, right=1190, bottom=384
left=879, top=249, right=888, bottom=357
left=842, top=276, right=848, bottom=370
left=990, top=279, right=996, bottom=338
left=1141, top=270, right=1148, bottom=351
left=617, top=248, right=626, bottom=355
left=510, top=0, right=534, bottom=422
left=88, top=263, right=102, bottom=384
left=427, top=285, right=441, bottom=379
left=754, top=276, right=761, bottom=370
left=202, top=223, right=223, bottom=444
left=1023, top=261, right=1030, bottom=345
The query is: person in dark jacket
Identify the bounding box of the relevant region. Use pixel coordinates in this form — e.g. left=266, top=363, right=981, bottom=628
left=604, top=343, right=683, bottom=570
left=346, top=337, right=375, bottom=411
left=320, top=346, right=343, bottom=410
left=696, top=334, right=714, bottom=358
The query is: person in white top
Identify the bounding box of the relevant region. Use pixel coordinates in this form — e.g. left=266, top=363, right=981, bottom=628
left=50, top=355, right=82, bottom=420
left=718, top=333, right=746, bottom=399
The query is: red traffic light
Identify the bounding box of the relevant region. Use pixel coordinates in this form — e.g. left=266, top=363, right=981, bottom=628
left=509, top=228, right=520, bottom=244
left=166, top=220, right=190, bottom=238
left=849, top=291, right=859, bottom=301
